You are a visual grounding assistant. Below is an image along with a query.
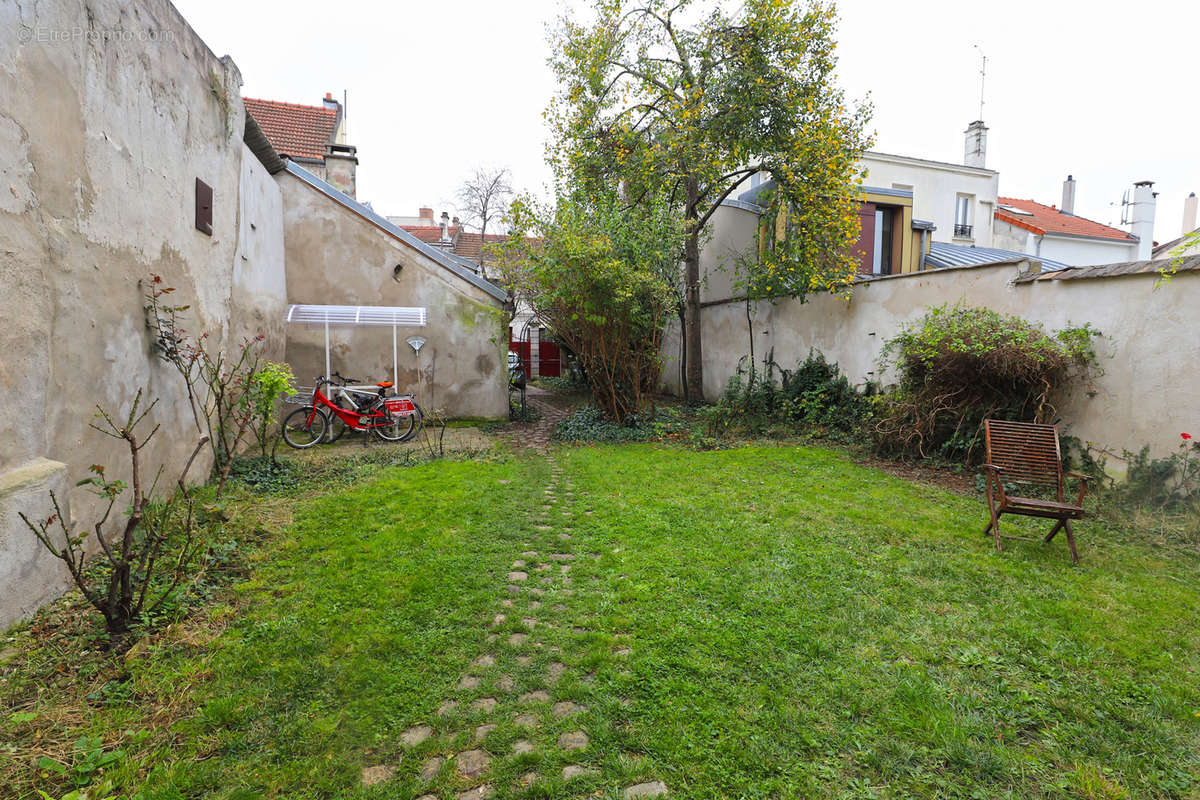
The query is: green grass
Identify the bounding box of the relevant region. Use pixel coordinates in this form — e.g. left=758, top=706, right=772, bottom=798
left=4, top=444, right=1199, bottom=799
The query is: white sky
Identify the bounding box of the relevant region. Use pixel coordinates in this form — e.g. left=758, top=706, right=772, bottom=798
left=175, top=0, right=1200, bottom=244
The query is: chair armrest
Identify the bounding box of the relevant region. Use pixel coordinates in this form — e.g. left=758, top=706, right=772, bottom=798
left=981, top=464, right=1006, bottom=501
left=1063, top=472, right=1090, bottom=505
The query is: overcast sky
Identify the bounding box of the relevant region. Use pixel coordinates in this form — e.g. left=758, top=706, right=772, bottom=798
left=175, top=0, right=1200, bottom=244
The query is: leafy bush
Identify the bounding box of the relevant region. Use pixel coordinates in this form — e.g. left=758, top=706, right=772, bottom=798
left=530, top=375, right=589, bottom=394
left=496, top=188, right=684, bottom=423
left=1076, top=433, right=1200, bottom=513
left=553, top=406, right=656, bottom=443
left=708, top=350, right=870, bottom=438
left=874, top=305, right=1098, bottom=461
left=247, top=361, right=295, bottom=462
left=552, top=405, right=701, bottom=445
left=227, top=455, right=302, bottom=493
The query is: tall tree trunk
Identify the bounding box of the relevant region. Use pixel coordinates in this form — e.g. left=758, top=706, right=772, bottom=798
left=683, top=178, right=703, bottom=403
left=676, top=301, right=687, bottom=399
left=478, top=216, right=488, bottom=281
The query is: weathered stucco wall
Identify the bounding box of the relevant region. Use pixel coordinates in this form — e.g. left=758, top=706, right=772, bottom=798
left=0, top=0, right=287, bottom=628
left=232, top=142, right=287, bottom=348
left=279, top=172, right=508, bottom=418
left=665, top=212, right=1200, bottom=462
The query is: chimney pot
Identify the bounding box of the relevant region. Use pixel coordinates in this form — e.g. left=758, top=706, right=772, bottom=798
left=1061, top=175, right=1076, bottom=216
left=963, top=120, right=988, bottom=168
left=1182, top=192, right=1198, bottom=236
left=325, top=92, right=332, bottom=100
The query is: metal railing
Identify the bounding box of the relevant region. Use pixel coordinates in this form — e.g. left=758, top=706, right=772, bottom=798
left=954, top=223, right=974, bottom=238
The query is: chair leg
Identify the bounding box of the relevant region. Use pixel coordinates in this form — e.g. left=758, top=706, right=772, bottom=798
left=1064, top=520, right=1079, bottom=564
left=1044, top=519, right=1064, bottom=543
left=990, top=509, right=1003, bottom=552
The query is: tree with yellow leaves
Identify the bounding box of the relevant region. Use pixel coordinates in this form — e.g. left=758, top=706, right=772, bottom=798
left=548, top=0, right=871, bottom=401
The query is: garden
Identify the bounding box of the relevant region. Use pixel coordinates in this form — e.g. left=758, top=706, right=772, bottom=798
left=4, top=430, right=1199, bottom=799
left=5, top=1, right=1199, bottom=797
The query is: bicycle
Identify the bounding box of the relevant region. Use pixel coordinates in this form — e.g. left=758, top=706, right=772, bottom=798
left=282, top=376, right=423, bottom=449
left=323, top=372, right=399, bottom=443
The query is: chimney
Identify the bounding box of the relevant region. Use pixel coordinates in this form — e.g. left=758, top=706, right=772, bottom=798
left=1130, top=180, right=1157, bottom=261
left=419, top=207, right=434, bottom=223
left=963, top=120, right=988, bottom=168
left=440, top=211, right=451, bottom=243
left=1184, top=192, right=1198, bottom=236
left=322, top=92, right=338, bottom=110
left=1061, top=175, right=1076, bottom=216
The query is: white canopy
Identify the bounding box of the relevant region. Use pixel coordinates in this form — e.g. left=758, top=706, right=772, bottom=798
left=285, top=304, right=427, bottom=327
left=283, top=304, right=428, bottom=394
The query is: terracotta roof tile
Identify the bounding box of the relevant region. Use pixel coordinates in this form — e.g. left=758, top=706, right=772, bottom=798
left=995, top=197, right=1135, bottom=242
left=399, top=224, right=461, bottom=244
left=453, top=232, right=510, bottom=261
left=244, top=97, right=338, bottom=162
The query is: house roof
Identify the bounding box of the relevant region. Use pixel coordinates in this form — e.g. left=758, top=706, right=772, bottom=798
left=284, top=161, right=507, bottom=303
left=995, top=197, right=1136, bottom=243
left=397, top=226, right=516, bottom=262
left=400, top=225, right=462, bottom=245
left=454, top=232, right=511, bottom=261
left=1014, top=255, right=1200, bottom=283
left=243, top=97, right=338, bottom=162
left=926, top=241, right=1068, bottom=271
left=1152, top=227, right=1200, bottom=258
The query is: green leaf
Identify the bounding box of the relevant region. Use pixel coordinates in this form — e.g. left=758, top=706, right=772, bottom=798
left=36, top=755, right=68, bottom=774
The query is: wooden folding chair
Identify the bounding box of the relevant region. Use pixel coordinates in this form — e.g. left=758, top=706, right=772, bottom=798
left=981, top=419, right=1090, bottom=564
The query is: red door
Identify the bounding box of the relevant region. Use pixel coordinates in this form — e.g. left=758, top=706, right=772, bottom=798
left=538, top=329, right=561, bottom=377
left=854, top=201, right=876, bottom=275
left=509, top=333, right=531, bottom=375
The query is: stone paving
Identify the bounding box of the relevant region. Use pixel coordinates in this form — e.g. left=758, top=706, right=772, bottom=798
left=359, top=441, right=668, bottom=797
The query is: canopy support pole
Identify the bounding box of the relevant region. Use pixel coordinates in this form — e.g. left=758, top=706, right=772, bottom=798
left=324, top=316, right=331, bottom=383
left=324, top=316, right=332, bottom=442
left=392, top=323, right=399, bottom=392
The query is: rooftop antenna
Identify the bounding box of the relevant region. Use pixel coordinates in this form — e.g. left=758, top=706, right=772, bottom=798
left=973, top=45, right=987, bottom=121
left=343, top=89, right=349, bottom=140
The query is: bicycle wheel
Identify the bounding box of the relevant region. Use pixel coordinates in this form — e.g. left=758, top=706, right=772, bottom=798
left=374, top=411, right=417, bottom=442
left=399, top=403, right=424, bottom=442
left=282, top=407, right=328, bottom=449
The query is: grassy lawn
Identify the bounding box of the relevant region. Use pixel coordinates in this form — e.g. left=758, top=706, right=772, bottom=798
left=4, top=443, right=1199, bottom=799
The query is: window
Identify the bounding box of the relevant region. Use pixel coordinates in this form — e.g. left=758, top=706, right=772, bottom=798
left=954, top=195, right=973, bottom=238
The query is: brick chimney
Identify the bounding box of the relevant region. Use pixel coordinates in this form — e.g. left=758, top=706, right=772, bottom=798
left=964, top=120, right=988, bottom=168
left=419, top=207, right=434, bottom=223
left=1061, top=175, right=1076, bottom=216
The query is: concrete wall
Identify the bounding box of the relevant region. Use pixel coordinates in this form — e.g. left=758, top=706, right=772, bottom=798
left=861, top=152, right=999, bottom=247
left=279, top=172, right=508, bottom=418
left=993, top=219, right=1138, bottom=267
left=664, top=207, right=1200, bottom=462
left=0, top=0, right=287, bottom=628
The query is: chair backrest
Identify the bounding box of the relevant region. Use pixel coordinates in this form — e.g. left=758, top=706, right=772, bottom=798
left=983, top=419, right=1064, bottom=496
